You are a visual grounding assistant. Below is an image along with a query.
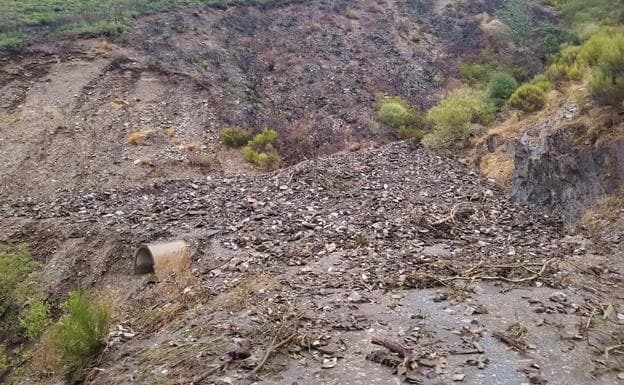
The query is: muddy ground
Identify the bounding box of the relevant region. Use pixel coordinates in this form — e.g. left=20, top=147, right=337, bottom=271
left=2, top=142, right=623, bottom=385
left=0, top=0, right=623, bottom=384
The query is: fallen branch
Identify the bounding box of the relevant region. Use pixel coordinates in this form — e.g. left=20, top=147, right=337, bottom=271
left=605, top=344, right=624, bottom=360
left=493, top=331, right=527, bottom=352
left=371, top=336, right=411, bottom=358
left=441, top=258, right=557, bottom=284
left=251, top=316, right=300, bottom=376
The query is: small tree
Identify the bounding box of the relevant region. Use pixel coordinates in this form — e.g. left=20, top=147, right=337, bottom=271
left=509, top=84, right=547, bottom=112
left=486, top=72, right=518, bottom=109
left=424, top=88, right=493, bottom=148
left=583, top=30, right=624, bottom=105
left=497, top=0, right=534, bottom=50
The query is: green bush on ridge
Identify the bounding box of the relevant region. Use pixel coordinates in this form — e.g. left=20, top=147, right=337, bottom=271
left=486, top=72, right=518, bottom=109
left=220, top=127, right=252, bottom=148
left=376, top=97, right=426, bottom=140
left=509, top=84, right=547, bottom=112
left=423, top=88, right=494, bottom=149
left=242, top=129, right=281, bottom=169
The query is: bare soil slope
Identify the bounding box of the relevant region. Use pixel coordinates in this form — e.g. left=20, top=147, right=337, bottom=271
left=0, top=0, right=489, bottom=202
left=2, top=142, right=622, bottom=385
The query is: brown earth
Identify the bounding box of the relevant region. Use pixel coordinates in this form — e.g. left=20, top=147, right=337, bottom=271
left=2, top=142, right=623, bottom=385
left=1, top=1, right=623, bottom=384
left=0, top=0, right=492, bottom=202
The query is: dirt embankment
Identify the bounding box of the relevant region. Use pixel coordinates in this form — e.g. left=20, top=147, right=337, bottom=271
left=0, top=0, right=492, bottom=203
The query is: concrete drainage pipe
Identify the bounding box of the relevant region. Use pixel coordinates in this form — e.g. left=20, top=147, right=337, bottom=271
left=133, top=240, right=189, bottom=276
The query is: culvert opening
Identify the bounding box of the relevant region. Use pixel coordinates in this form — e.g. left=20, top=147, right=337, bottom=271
left=133, top=240, right=189, bottom=276
left=133, top=246, right=155, bottom=274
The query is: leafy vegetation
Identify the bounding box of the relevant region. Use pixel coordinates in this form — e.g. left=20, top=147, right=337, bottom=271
left=509, top=84, right=547, bottom=112
left=0, top=244, right=51, bottom=382
left=546, top=45, right=586, bottom=82
left=0, top=244, right=35, bottom=317
left=556, top=0, right=624, bottom=36
left=220, top=127, right=252, bottom=148
left=47, top=291, right=111, bottom=377
left=496, top=0, right=534, bottom=49
left=424, top=88, right=493, bottom=148
left=0, top=0, right=286, bottom=48
left=459, top=63, right=493, bottom=87
left=486, top=72, right=518, bottom=109
left=20, top=300, right=51, bottom=340
left=376, top=97, right=425, bottom=140
left=537, top=24, right=579, bottom=59
left=242, top=129, right=281, bottom=169
left=345, top=9, right=359, bottom=20
left=583, top=30, right=624, bottom=105
left=530, top=74, right=553, bottom=92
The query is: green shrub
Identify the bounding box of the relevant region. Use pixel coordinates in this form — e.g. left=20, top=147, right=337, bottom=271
left=497, top=0, right=534, bottom=48
left=486, top=72, right=518, bottom=108
left=376, top=97, right=425, bottom=140
left=459, top=63, right=492, bottom=87
left=581, top=30, right=624, bottom=105
left=20, top=300, right=51, bottom=340
left=377, top=97, right=424, bottom=130
left=424, top=88, right=494, bottom=148
left=560, top=0, right=624, bottom=35
left=0, top=244, right=34, bottom=317
left=546, top=45, right=586, bottom=81
left=0, top=347, right=8, bottom=373
left=345, top=9, right=359, bottom=19
left=220, top=127, right=252, bottom=148
left=0, top=33, right=25, bottom=49
left=589, top=69, right=624, bottom=106
left=242, top=129, right=281, bottom=169
left=580, top=30, right=620, bottom=64
left=537, top=24, right=579, bottom=59
left=396, top=126, right=426, bottom=140
left=50, top=291, right=110, bottom=376
left=509, top=84, right=547, bottom=112
left=530, top=74, right=553, bottom=92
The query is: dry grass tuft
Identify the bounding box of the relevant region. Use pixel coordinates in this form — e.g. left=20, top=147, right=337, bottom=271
left=163, top=127, right=176, bottom=138
left=479, top=149, right=514, bottom=186
left=133, top=157, right=152, bottom=166
left=581, top=191, right=624, bottom=232
left=0, top=114, right=21, bottom=125
left=128, top=129, right=152, bottom=145
left=95, top=40, right=115, bottom=51
left=187, top=153, right=220, bottom=170
left=212, top=275, right=281, bottom=312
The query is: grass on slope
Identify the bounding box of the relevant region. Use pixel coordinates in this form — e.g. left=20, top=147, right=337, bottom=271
left=0, top=0, right=280, bottom=49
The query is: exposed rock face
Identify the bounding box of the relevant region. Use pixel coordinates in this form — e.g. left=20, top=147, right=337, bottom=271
left=512, top=114, right=624, bottom=222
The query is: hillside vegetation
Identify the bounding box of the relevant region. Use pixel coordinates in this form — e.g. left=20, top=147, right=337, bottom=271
left=424, top=0, right=624, bottom=148
left=0, top=0, right=284, bottom=48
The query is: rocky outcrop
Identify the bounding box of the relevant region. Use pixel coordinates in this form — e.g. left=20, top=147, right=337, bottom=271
left=511, top=108, right=624, bottom=222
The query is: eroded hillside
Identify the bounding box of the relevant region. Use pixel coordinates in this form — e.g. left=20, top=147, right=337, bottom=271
left=0, top=0, right=495, bottom=202
left=1, top=1, right=623, bottom=385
